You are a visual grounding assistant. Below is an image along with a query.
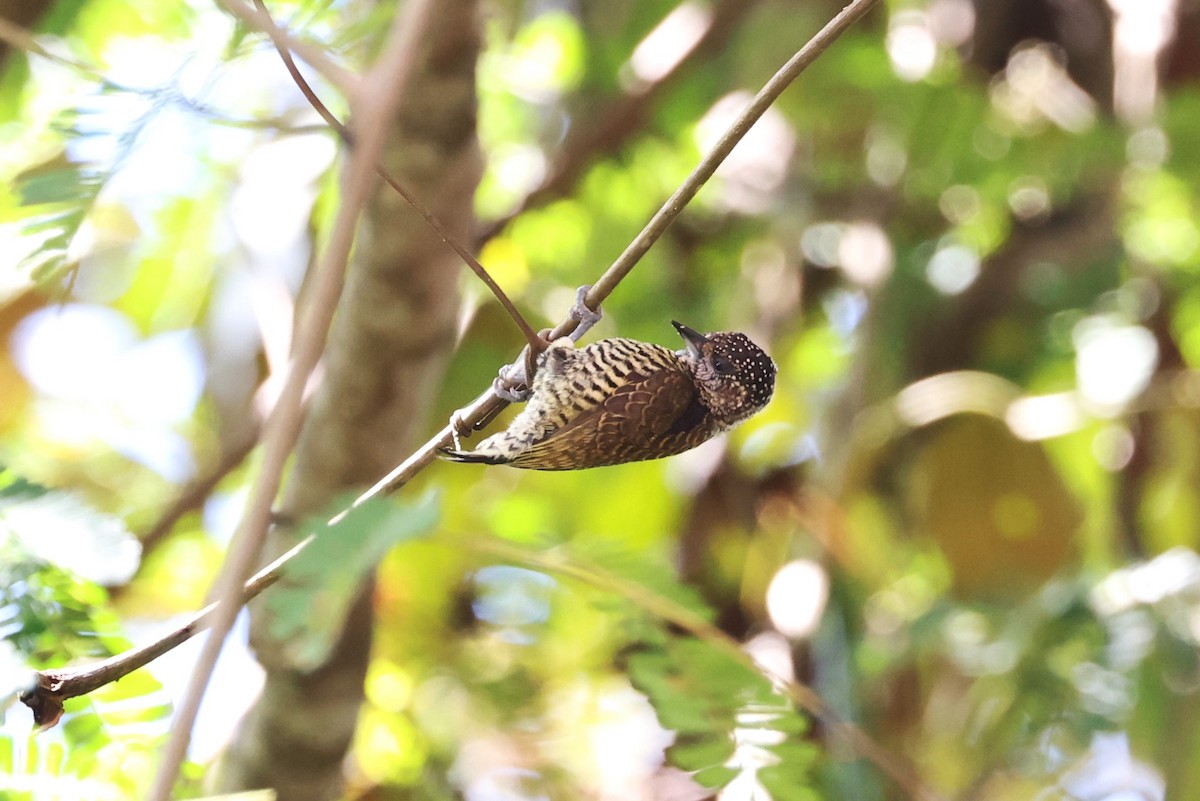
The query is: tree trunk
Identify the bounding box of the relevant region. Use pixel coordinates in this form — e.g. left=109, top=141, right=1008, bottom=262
left=214, top=2, right=482, bottom=798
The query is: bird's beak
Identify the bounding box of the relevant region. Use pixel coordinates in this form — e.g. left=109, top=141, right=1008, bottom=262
left=672, top=321, right=708, bottom=358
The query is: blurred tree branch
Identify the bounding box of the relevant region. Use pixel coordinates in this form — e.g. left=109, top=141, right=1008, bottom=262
left=135, top=423, right=261, bottom=557
left=0, top=0, right=52, bottom=64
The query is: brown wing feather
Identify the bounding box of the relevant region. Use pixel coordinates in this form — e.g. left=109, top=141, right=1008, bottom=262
left=509, top=368, right=703, bottom=470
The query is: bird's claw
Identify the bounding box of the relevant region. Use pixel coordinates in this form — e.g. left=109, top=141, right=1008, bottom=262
left=493, top=359, right=532, bottom=403
left=448, top=409, right=474, bottom=451
left=488, top=286, right=597, bottom=405
left=567, top=284, right=602, bottom=342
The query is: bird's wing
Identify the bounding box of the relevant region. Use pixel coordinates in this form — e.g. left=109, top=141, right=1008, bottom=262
left=509, top=367, right=701, bottom=469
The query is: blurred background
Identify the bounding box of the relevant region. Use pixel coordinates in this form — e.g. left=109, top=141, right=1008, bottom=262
left=2, top=0, right=1199, bottom=799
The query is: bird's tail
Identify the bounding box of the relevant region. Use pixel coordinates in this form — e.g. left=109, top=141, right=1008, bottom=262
left=438, top=447, right=510, bottom=465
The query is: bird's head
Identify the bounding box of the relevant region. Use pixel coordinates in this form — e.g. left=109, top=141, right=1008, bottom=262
left=673, top=321, right=777, bottom=427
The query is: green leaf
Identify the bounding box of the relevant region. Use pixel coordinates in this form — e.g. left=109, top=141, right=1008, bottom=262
left=669, top=734, right=736, bottom=773
left=267, top=491, right=440, bottom=671
left=0, top=471, right=49, bottom=500
left=692, top=763, right=739, bottom=789
left=16, top=167, right=100, bottom=206
left=0, top=555, right=127, bottom=667
left=628, top=634, right=815, bottom=795
left=18, top=208, right=84, bottom=235
left=759, top=740, right=822, bottom=801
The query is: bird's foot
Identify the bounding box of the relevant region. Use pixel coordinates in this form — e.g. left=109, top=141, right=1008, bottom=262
left=448, top=408, right=475, bottom=451
left=491, top=286, right=597, bottom=403
left=493, top=356, right=532, bottom=403
left=567, top=284, right=602, bottom=342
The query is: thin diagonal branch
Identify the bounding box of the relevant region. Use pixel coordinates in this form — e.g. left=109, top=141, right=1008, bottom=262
left=478, top=0, right=759, bottom=244
left=0, top=16, right=328, bottom=133
left=252, top=0, right=545, bottom=359
left=576, top=0, right=881, bottom=331
left=134, top=425, right=260, bottom=558
left=20, top=533, right=307, bottom=730
left=212, top=0, right=358, bottom=96
left=0, top=16, right=104, bottom=78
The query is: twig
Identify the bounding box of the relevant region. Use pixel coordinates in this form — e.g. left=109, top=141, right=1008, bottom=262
left=577, top=0, right=881, bottom=329
left=135, top=426, right=261, bottom=558
left=212, top=0, right=359, bottom=97
left=142, top=1, right=441, bottom=798
left=0, top=16, right=330, bottom=134
left=251, top=0, right=545, bottom=363
left=0, top=17, right=104, bottom=79
left=19, top=534, right=308, bottom=730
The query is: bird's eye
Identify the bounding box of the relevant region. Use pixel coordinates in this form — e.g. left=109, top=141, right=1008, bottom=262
left=712, top=355, right=735, bottom=375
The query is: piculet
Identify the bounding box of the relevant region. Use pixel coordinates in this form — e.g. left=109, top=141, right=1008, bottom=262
left=441, top=321, right=777, bottom=470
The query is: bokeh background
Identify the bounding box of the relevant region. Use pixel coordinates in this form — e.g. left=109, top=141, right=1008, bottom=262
left=2, top=0, right=1199, bottom=799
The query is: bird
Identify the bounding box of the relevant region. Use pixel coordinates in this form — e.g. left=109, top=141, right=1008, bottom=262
left=441, top=321, right=776, bottom=470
